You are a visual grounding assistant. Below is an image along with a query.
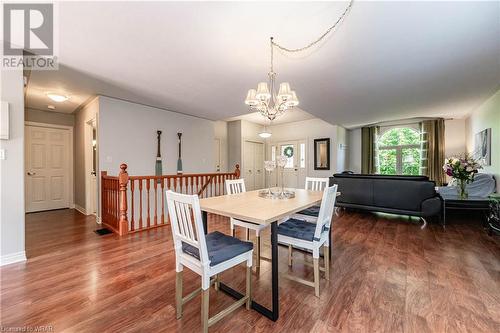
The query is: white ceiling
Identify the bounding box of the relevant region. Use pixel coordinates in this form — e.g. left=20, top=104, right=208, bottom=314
left=26, top=1, right=500, bottom=127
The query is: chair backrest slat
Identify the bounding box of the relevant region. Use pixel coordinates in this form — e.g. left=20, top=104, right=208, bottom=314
left=305, top=177, right=329, bottom=191
left=166, top=190, right=209, bottom=264
left=313, top=184, right=338, bottom=242
left=225, top=179, right=246, bottom=195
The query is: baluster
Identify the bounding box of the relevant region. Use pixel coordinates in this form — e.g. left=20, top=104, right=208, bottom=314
left=195, top=176, right=199, bottom=197
left=146, top=178, right=151, bottom=228
left=161, top=177, right=165, bottom=224
left=154, top=177, right=158, bottom=226
left=139, top=179, right=143, bottom=230
left=118, top=164, right=129, bottom=235
left=130, top=179, right=135, bottom=231
left=190, top=176, right=194, bottom=195
left=173, top=177, right=177, bottom=193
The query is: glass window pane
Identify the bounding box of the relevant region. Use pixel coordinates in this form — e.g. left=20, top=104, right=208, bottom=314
left=378, top=149, right=397, bottom=175
left=271, top=145, right=276, bottom=161
left=402, top=147, right=421, bottom=175
left=280, top=144, right=294, bottom=168
left=300, top=143, right=305, bottom=168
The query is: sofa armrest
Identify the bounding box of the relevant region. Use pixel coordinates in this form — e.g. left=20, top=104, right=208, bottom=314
left=421, top=196, right=442, bottom=217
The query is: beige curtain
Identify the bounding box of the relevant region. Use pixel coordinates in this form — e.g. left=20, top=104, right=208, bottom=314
left=361, top=126, right=378, bottom=174
left=421, top=119, right=446, bottom=185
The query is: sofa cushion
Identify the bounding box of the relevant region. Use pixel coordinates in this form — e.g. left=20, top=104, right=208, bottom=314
left=182, top=231, right=253, bottom=266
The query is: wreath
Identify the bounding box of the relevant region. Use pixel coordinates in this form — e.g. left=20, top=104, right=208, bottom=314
left=283, top=146, right=294, bottom=158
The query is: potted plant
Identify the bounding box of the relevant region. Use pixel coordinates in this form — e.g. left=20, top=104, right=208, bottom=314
left=443, top=154, right=482, bottom=199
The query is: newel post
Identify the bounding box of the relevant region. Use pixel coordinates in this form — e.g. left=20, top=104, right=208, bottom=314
left=235, top=164, right=241, bottom=179
left=118, top=164, right=129, bottom=236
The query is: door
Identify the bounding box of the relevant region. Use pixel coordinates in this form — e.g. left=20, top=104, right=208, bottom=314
left=243, top=141, right=265, bottom=191
left=89, top=125, right=97, bottom=215
left=244, top=141, right=255, bottom=190
left=214, top=138, right=221, bottom=172
left=26, top=125, right=71, bottom=212
left=270, top=140, right=307, bottom=189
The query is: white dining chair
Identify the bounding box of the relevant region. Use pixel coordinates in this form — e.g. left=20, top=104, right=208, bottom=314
left=166, top=190, right=253, bottom=333
left=225, top=179, right=268, bottom=273
left=294, top=177, right=330, bottom=219
left=278, top=184, right=338, bottom=297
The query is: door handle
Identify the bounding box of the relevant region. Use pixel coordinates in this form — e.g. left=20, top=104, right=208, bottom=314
left=27, top=172, right=36, bottom=176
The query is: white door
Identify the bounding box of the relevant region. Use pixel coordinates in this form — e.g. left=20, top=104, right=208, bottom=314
left=214, top=138, right=221, bottom=172
left=254, top=142, right=264, bottom=189
left=244, top=141, right=255, bottom=190
left=243, top=141, right=265, bottom=191
left=271, top=140, right=307, bottom=189
left=26, top=125, right=71, bottom=212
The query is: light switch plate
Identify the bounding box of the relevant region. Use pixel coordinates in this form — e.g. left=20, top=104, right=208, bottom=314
left=0, top=149, right=5, bottom=160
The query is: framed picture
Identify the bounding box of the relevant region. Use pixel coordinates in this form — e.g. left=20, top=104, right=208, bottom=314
left=314, top=138, right=330, bottom=170
left=475, top=128, right=491, bottom=166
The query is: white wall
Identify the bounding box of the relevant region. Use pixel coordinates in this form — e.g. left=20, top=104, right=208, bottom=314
left=74, top=97, right=99, bottom=212
left=267, top=118, right=345, bottom=178
left=465, top=89, right=500, bottom=192
left=25, top=108, right=75, bottom=127
left=0, top=67, right=26, bottom=265
left=347, top=119, right=467, bottom=174
left=214, top=121, right=228, bottom=172
left=98, top=96, right=215, bottom=176
left=348, top=128, right=362, bottom=173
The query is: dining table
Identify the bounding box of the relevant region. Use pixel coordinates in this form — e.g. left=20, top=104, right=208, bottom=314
left=198, top=188, right=328, bottom=322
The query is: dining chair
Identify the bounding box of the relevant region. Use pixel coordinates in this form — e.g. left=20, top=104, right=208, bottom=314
left=166, top=190, right=253, bottom=333
left=294, top=177, right=330, bottom=219
left=278, top=184, right=338, bottom=297
left=225, top=178, right=268, bottom=273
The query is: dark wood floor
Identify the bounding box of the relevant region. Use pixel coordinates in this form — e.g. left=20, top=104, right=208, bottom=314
left=1, top=209, right=499, bottom=332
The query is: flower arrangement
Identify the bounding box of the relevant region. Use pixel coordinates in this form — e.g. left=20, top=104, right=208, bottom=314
left=443, top=154, right=482, bottom=198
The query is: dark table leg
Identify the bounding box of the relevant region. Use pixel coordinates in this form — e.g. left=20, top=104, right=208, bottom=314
left=202, top=210, right=208, bottom=234
left=217, top=220, right=280, bottom=321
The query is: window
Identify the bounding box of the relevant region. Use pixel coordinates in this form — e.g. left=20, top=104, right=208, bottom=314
left=377, top=127, right=421, bottom=175
left=300, top=143, right=306, bottom=168
left=280, top=144, right=294, bottom=168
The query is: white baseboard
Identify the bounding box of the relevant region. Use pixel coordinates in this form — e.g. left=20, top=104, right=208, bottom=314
left=70, top=203, right=75, bottom=209
left=1, top=251, right=27, bottom=266
left=74, top=204, right=87, bottom=215
left=95, top=215, right=102, bottom=224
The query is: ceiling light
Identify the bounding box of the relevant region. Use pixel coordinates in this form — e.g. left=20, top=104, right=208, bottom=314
left=46, top=92, right=69, bottom=102
left=259, top=125, right=272, bottom=138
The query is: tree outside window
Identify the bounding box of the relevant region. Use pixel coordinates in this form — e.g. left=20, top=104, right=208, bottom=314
left=377, top=127, right=421, bottom=175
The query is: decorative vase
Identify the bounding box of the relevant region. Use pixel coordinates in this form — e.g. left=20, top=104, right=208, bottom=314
left=457, top=179, right=468, bottom=199
left=276, top=156, right=288, bottom=198
left=264, top=160, right=276, bottom=196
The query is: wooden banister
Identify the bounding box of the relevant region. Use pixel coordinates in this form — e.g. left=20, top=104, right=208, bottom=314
left=118, top=164, right=129, bottom=236
left=101, top=164, right=241, bottom=236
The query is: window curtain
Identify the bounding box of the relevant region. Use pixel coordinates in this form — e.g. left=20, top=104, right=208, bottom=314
left=420, top=119, right=446, bottom=185
left=361, top=126, right=379, bottom=174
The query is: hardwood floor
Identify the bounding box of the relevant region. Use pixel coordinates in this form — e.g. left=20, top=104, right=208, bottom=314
left=1, top=209, right=499, bottom=332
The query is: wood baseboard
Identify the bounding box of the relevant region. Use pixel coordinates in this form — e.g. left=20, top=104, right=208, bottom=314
left=74, top=204, right=87, bottom=215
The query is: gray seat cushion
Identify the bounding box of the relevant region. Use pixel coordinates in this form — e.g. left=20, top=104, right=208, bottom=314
left=182, top=231, right=253, bottom=267
left=296, top=205, right=320, bottom=217
left=278, top=218, right=328, bottom=242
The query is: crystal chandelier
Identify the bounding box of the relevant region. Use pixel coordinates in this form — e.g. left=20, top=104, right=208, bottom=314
left=244, top=1, right=354, bottom=121
left=244, top=37, right=298, bottom=121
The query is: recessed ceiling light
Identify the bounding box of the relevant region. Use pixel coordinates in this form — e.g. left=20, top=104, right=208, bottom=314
left=46, top=92, right=69, bottom=102
left=47, top=105, right=56, bottom=110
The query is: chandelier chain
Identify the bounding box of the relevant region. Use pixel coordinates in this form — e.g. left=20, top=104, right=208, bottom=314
left=271, top=0, right=354, bottom=53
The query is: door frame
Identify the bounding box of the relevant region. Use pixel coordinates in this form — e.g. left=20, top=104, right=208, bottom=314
left=85, top=118, right=98, bottom=216
left=25, top=121, right=74, bottom=212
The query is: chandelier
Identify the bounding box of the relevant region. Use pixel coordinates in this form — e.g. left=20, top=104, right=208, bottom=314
left=244, top=0, right=354, bottom=121
left=244, top=37, right=299, bottom=121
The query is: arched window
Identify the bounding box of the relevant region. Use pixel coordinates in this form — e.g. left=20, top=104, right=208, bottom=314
left=377, top=127, right=421, bottom=175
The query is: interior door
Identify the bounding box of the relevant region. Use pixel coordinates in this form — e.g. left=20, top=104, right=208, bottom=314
left=253, top=142, right=264, bottom=189
left=243, top=141, right=255, bottom=190
left=26, top=125, right=70, bottom=212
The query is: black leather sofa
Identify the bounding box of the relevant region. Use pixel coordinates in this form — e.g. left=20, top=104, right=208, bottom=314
left=329, top=173, right=442, bottom=218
